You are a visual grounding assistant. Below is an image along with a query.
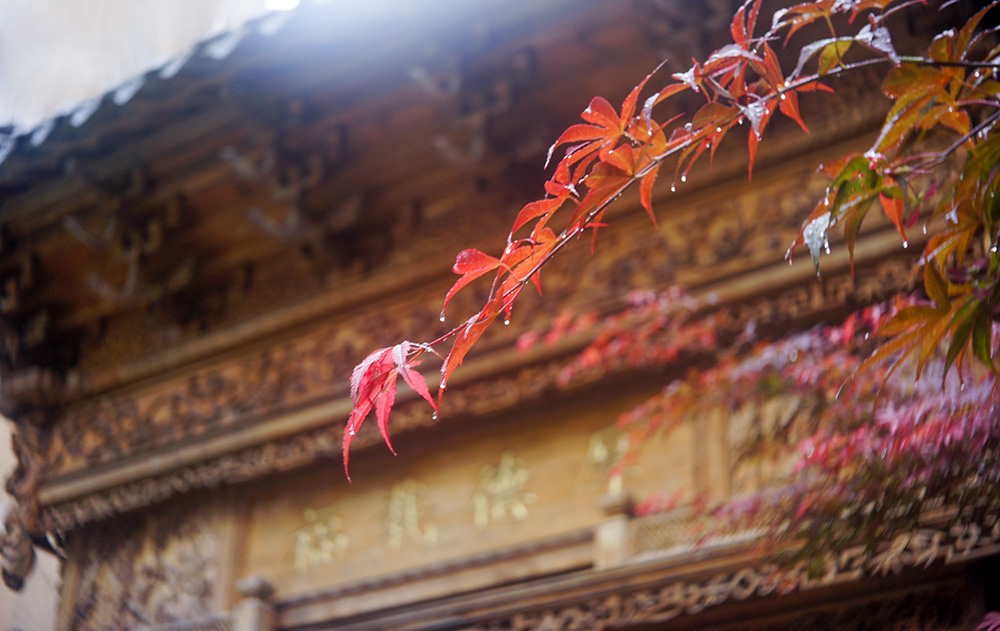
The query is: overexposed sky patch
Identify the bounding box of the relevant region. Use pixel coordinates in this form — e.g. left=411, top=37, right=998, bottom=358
left=0, top=0, right=290, bottom=133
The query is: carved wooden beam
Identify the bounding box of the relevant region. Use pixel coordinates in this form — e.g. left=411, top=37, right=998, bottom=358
left=35, top=237, right=917, bottom=532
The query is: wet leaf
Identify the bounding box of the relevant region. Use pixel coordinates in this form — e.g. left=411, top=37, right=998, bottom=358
left=443, top=249, right=502, bottom=313
left=923, top=262, right=949, bottom=310
left=972, top=309, right=997, bottom=371
left=779, top=90, right=809, bottom=133
left=640, top=164, right=660, bottom=226
left=803, top=212, right=832, bottom=271
left=879, top=190, right=905, bottom=241
left=511, top=198, right=567, bottom=235
left=818, top=40, right=852, bottom=75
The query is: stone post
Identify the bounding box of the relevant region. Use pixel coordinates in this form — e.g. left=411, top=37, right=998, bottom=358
left=594, top=486, right=634, bottom=570
left=233, top=576, right=276, bottom=631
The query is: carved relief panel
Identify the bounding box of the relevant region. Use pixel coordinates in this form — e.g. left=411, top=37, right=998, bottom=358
left=58, top=496, right=233, bottom=631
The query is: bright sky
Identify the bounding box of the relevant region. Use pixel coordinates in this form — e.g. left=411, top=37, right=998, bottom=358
left=0, top=0, right=296, bottom=133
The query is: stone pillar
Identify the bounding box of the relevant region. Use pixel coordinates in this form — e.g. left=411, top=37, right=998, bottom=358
left=594, top=488, right=634, bottom=570
left=233, top=576, right=276, bottom=631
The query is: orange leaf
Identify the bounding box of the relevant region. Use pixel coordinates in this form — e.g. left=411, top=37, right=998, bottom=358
left=546, top=124, right=610, bottom=167
left=640, top=164, right=660, bottom=227
left=600, top=143, right=635, bottom=174
left=642, top=83, right=688, bottom=124
left=878, top=192, right=906, bottom=241
left=511, top=198, right=566, bottom=235
left=443, top=249, right=501, bottom=313
left=748, top=127, right=760, bottom=182
left=581, top=96, right=622, bottom=131
left=693, top=102, right=737, bottom=130
left=621, top=60, right=666, bottom=123
left=778, top=91, right=809, bottom=133
left=440, top=302, right=501, bottom=390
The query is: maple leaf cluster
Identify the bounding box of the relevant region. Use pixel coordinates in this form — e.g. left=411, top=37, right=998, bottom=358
left=345, top=0, right=1000, bottom=482
left=526, top=290, right=999, bottom=563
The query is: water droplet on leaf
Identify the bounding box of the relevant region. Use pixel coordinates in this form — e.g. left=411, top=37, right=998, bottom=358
left=802, top=213, right=831, bottom=272
left=432, top=411, right=438, bottom=420
left=670, top=184, right=676, bottom=192
left=440, top=314, right=446, bottom=322
left=902, top=240, right=908, bottom=249
left=504, top=318, right=510, bottom=326
left=680, top=175, right=687, bottom=183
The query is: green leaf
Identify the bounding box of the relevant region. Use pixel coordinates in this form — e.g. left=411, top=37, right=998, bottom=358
left=923, top=263, right=949, bottom=310
left=818, top=40, right=852, bottom=74
left=842, top=201, right=871, bottom=275
left=971, top=308, right=997, bottom=371
left=943, top=301, right=979, bottom=380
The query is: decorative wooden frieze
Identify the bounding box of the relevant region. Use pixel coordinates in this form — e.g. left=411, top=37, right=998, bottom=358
left=459, top=577, right=973, bottom=631
left=458, top=517, right=998, bottom=631
left=37, top=251, right=916, bottom=532
left=137, top=615, right=232, bottom=631
left=40, top=148, right=911, bottom=482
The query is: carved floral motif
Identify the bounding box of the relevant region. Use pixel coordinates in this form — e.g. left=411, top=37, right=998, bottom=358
left=63, top=501, right=219, bottom=631
left=464, top=516, right=997, bottom=631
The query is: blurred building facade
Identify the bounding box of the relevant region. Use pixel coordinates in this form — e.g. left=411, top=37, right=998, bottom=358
left=0, top=2, right=996, bottom=630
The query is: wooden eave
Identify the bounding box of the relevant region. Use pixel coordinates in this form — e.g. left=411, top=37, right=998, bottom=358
left=0, top=0, right=951, bottom=532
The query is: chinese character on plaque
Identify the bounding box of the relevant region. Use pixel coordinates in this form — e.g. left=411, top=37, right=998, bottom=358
left=384, top=479, right=438, bottom=549
left=472, top=451, right=537, bottom=529
left=291, top=505, right=349, bottom=573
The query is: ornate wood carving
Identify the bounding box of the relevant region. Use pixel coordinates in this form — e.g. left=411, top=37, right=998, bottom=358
left=137, top=614, right=232, bottom=631
left=410, top=38, right=539, bottom=169
left=462, top=579, right=973, bottom=631
left=61, top=501, right=221, bottom=631
left=632, top=0, right=735, bottom=69
left=37, top=251, right=915, bottom=531
left=0, top=422, right=45, bottom=590
left=460, top=518, right=997, bottom=631
left=42, top=151, right=905, bottom=477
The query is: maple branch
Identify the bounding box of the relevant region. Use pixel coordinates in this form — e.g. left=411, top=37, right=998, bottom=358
left=900, top=57, right=1000, bottom=69
left=904, top=108, right=1000, bottom=172
left=344, top=0, right=1000, bottom=478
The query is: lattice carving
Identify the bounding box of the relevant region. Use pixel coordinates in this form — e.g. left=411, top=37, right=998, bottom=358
left=465, top=517, right=997, bottom=631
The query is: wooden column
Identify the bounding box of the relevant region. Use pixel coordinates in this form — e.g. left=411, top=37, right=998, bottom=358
left=594, top=486, right=635, bottom=570
left=232, top=576, right=276, bottom=631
